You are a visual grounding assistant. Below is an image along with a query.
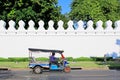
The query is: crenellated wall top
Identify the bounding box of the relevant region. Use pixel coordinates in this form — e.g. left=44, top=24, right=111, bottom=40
left=0, top=20, right=120, bottom=35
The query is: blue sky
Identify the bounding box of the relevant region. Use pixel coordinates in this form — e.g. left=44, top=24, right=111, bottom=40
left=58, top=0, right=72, bottom=14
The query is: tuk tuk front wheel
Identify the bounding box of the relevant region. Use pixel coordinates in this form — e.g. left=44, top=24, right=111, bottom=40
left=64, top=66, right=71, bottom=73
left=33, top=66, right=42, bottom=74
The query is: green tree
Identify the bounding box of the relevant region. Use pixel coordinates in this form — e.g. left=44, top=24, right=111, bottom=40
left=59, top=13, right=70, bottom=29
left=0, top=0, right=61, bottom=29
left=69, top=0, right=120, bottom=24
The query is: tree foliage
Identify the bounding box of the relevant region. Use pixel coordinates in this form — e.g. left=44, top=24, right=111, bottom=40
left=69, top=0, right=120, bottom=23
left=0, top=0, right=61, bottom=29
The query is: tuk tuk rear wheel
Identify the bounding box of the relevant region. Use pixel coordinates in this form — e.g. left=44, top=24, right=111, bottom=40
left=33, top=66, right=42, bottom=74
left=64, top=66, right=71, bottom=73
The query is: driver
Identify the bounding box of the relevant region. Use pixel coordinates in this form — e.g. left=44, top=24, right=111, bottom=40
left=49, top=52, right=59, bottom=66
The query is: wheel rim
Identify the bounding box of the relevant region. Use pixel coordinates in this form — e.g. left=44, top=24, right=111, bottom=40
left=34, top=67, right=41, bottom=74
left=64, top=66, right=71, bottom=73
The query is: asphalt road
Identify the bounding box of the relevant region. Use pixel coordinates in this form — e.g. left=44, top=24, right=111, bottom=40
left=0, top=69, right=120, bottom=80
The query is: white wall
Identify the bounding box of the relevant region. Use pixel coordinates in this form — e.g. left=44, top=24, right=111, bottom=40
left=0, top=20, right=120, bottom=58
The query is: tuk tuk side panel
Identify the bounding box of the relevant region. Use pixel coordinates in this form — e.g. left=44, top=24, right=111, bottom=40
left=29, top=63, right=49, bottom=69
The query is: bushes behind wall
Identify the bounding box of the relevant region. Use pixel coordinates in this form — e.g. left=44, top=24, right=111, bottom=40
left=0, top=57, right=114, bottom=62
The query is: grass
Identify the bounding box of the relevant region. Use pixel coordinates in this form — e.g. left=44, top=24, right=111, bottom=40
left=69, top=61, right=108, bottom=69
left=0, top=62, right=28, bottom=68
left=0, top=61, right=120, bottom=70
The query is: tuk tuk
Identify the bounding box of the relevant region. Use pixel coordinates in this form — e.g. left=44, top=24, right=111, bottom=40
left=28, top=48, right=71, bottom=74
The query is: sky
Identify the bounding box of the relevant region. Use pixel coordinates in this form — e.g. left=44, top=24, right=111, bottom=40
left=58, top=0, right=72, bottom=14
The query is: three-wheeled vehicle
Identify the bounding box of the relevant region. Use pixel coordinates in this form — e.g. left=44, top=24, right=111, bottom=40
left=28, top=48, right=71, bottom=74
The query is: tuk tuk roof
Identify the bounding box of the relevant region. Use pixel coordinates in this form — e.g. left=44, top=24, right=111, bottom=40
left=29, top=48, right=64, bottom=53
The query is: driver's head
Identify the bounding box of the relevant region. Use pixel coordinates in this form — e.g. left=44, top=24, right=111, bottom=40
left=52, top=52, right=55, bottom=56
